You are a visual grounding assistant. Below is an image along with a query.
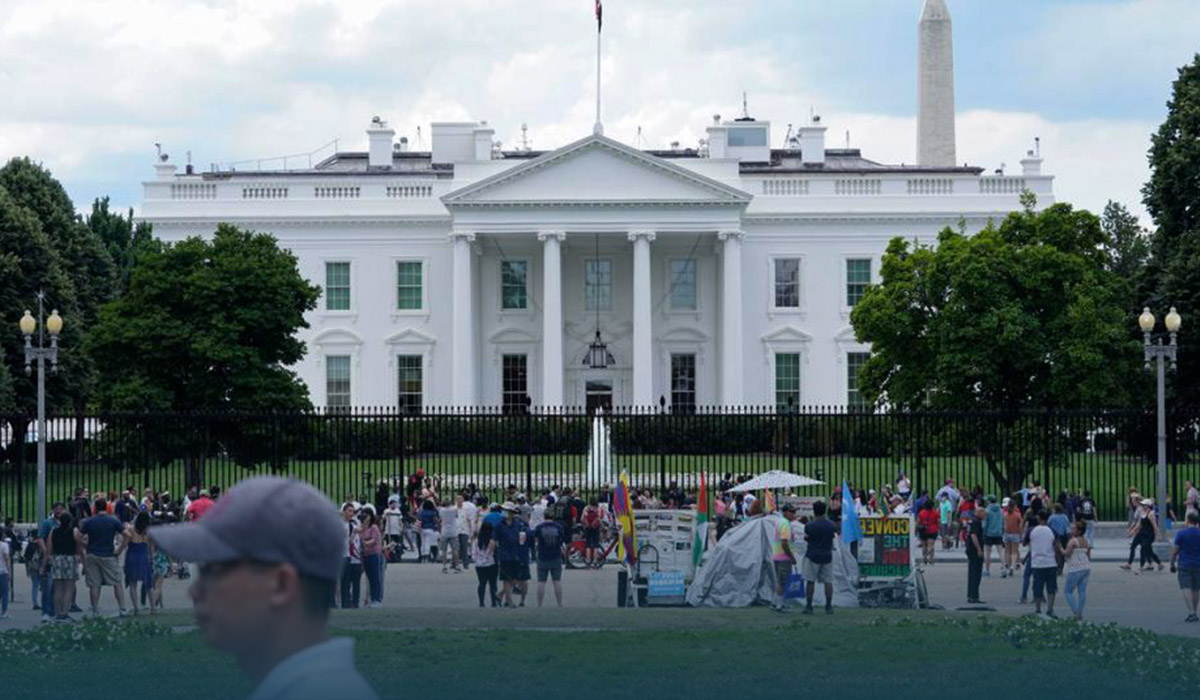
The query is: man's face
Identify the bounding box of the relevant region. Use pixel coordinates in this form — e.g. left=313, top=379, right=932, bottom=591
left=189, top=561, right=280, bottom=655
left=51, top=505, right=64, bottom=518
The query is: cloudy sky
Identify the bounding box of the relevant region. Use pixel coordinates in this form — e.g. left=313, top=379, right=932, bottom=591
left=1, top=0, right=1196, bottom=224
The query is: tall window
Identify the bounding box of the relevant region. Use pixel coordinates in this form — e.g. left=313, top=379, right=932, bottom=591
left=670, top=353, right=697, bottom=413
left=669, top=260, right=697, bottom=311
left=397, top=355, right=423, bottom=414
left=396, top=261, right=423, bottom=310
left=501, top=354, right=528, bottom=413
left=774, top=258, right=800, bottom=308
left=325, top=262, right=350, bottom=311
left=501, top=261, right=528, bottom=310
left=326, top=355, right=351, bottom=409
left=585, top=260, right=612, bottom=311
left=775, top=353, right=801, bottom=410
left=847, top=352, right=870, bottom=411
left=846, top=258, right=871, bottom=307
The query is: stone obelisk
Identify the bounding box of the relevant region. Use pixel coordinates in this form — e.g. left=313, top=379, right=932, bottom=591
left=917, top=0, right=956, bottom=167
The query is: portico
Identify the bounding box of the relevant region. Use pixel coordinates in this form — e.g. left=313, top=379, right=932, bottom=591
left=441, top=133, right=751, bottom=408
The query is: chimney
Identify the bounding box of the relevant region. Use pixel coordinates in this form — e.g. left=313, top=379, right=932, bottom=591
left=917, top=0, right=956, bottom=167
left=473, top=124, right=496, bottom=160
left=1021, top=150, right=1043, bottom=177
left=798, top=116, right=827, bottom=166
left=367, top=117, right=395, bottom=169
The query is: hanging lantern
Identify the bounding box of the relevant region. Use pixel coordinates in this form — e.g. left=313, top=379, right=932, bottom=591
left=584, top=330, right=615, bottom=369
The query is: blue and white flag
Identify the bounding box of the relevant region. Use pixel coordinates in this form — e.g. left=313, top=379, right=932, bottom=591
left=842, top=479, right=863, bottom=544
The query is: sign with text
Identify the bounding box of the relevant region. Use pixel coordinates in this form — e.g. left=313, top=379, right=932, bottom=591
left=856, top=516, right=912, bottom=580
left=648, top=570, right=686, bottom=598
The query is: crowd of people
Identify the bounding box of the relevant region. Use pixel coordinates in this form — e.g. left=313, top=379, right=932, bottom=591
left=3, top=472, right=1200, bottom=625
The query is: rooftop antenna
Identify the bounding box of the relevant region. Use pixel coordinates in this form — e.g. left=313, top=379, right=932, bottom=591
left=742, top=91, right=750, bottom=119
left=520, top=123, right=530, bottom=151
left=845, top=130, right=850, bottom=149
left=784, top=123, right=794, bottom=146
left=154, top=143, right=168, bottom=162
left=416, top=126, right=423, bottom=150
left=1035, top=136, right=1041, bottom=157
left=186, top=150, right=192, bottom=166
left=636, top=125, right=643, bottom=148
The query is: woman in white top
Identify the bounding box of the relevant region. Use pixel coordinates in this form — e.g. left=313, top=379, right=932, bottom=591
left=472, top=522, right=499, bottom=607
left=1062, top=520, right=1092, bottom=620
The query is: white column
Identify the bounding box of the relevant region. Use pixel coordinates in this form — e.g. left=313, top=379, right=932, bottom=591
left=719, top=230, right=745, bottom=406
left=629, top=230, right=656, bottom=407
left=450, top=231, right=476, bottom=406
left=538, top=230, right=566, bottom=407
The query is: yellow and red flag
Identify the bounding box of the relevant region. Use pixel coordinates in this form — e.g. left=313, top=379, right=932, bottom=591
left=614, top=471, right=637, bottom=565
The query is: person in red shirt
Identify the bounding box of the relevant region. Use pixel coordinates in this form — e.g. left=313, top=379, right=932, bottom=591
left=917, top=500, right=941, bottom=564
left=186, top=490, right=216, bottom=521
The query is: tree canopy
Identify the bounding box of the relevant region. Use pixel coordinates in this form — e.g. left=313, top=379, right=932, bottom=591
left=89, top=224, right=321, bottom=413
left=851, top=201, right=1140, bottom=491
left=1143, top=54, right=1200, bottom=407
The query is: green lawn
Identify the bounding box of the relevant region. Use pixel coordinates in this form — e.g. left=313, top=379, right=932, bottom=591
left=4, top=452, right=1199, bottom=522
left=2, top=611, right=1199, bottom=699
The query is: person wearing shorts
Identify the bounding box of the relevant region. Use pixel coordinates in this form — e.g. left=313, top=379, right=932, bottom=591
left=494, top=503, right=528, bottom=607
left=78, top=499, right=129, bottom=616
left=1029, top=510, right=1059, bottom=617
left=802, top=500, right=837, bottom=614
left=532, top=516, right=566, bottom=608
left=770, top=503, right=798, bottom=613
left=1170, top=512, right=1200, bottom=622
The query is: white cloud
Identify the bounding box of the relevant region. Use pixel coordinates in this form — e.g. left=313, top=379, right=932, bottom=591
left=0, top=0, right=1166, bottom=224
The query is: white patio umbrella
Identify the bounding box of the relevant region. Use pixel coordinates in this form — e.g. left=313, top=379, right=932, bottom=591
left=727, top=470, right=824, bottom=492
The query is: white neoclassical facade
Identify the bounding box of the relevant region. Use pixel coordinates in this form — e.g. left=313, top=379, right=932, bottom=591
left=138, top=1, right=1055, bottom=411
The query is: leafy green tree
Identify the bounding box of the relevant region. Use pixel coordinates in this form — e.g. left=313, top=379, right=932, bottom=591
left=89, top=225, right=320, bottom=483
left=851, top=202, right=1140, bottom=492
left=0, top=157, right=118, bottom=458
left=86, top=197, right=155, bottom=295
left=91, top=224, right=320, bottom=412
left=1143, top=55, right=1200, bottom=407
left=0, top=184, right=77, bottom=475
left=1101, top=201, right=1149, bottom=283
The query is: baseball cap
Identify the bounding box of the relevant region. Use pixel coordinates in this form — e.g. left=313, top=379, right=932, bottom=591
left=150, top=476, right=345, bottom=583
left=781, top=503, right=797, bottom=513
left=1002, top=497, right=1012, bottom=507
left=501, top=501, right=518, bottom=512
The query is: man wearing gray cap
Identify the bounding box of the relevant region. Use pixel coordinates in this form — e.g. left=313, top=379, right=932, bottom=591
left=151, top=476, right=378, bottom=700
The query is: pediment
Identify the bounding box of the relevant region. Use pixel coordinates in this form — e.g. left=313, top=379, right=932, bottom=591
left=761, top=325, right=813, bottom=344
left=442, top=134, right=751, bottom=208
left=385, top=327, right=437, bottom=346
left=311, top=328, right=364, bottom=345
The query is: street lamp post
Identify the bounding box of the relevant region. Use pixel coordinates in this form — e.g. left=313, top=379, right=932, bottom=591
left=19, top=292, right=64, bottom=521
left=1139, top=306, right=1182, bottom=540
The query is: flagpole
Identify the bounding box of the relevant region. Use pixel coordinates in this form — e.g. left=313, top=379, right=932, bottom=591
left=594, top=21, right=602, bottom=135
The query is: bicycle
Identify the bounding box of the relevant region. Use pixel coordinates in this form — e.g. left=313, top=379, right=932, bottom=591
left=564, top=524, right=620, bottom=569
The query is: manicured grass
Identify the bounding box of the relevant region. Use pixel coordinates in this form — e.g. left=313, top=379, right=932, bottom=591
left=3, top=611, right=1199, bottom=700
left=4, top=452, right=1199, bottom=522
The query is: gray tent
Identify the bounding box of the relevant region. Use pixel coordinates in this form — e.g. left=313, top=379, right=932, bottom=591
left=685, top=514, right=859, bottom=608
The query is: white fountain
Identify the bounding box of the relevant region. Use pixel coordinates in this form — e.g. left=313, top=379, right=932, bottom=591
left=585, top=410, right=614, bottom=486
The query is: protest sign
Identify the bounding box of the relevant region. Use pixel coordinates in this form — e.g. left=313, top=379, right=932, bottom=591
left=856, top=515, right=912, bottom=580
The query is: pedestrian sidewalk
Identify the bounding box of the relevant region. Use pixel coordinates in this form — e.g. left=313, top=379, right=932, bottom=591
left=916, top=537, right=1162, bottom=564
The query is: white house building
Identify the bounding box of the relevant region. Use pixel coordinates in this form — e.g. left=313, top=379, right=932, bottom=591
left=138, top=0, right=1054, bottom=411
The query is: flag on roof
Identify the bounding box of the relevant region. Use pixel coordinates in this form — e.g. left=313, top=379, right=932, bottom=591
left=595, top=0, right=602, bottom=31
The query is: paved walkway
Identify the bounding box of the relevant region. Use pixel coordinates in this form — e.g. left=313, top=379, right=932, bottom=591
left=3, top=554, right=1196, bottom=639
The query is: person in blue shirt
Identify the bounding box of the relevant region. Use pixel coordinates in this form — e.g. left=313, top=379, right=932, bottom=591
left=983, top=495, right=1004, bottom=578
left=532, top=517, right=567, bottom=608
left=802, top=500, right=838, bottom=615
left=35, top=502, right=66, bottom=622
left=494, top=503, right=529, bottom=608
left=1047, top=503, right=1071, bottom=574
left=1171, top=512, right=1200, bottom=623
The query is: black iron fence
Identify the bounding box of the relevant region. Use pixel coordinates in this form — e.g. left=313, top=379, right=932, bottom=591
left=3, top=406, right=1199, bottom=523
